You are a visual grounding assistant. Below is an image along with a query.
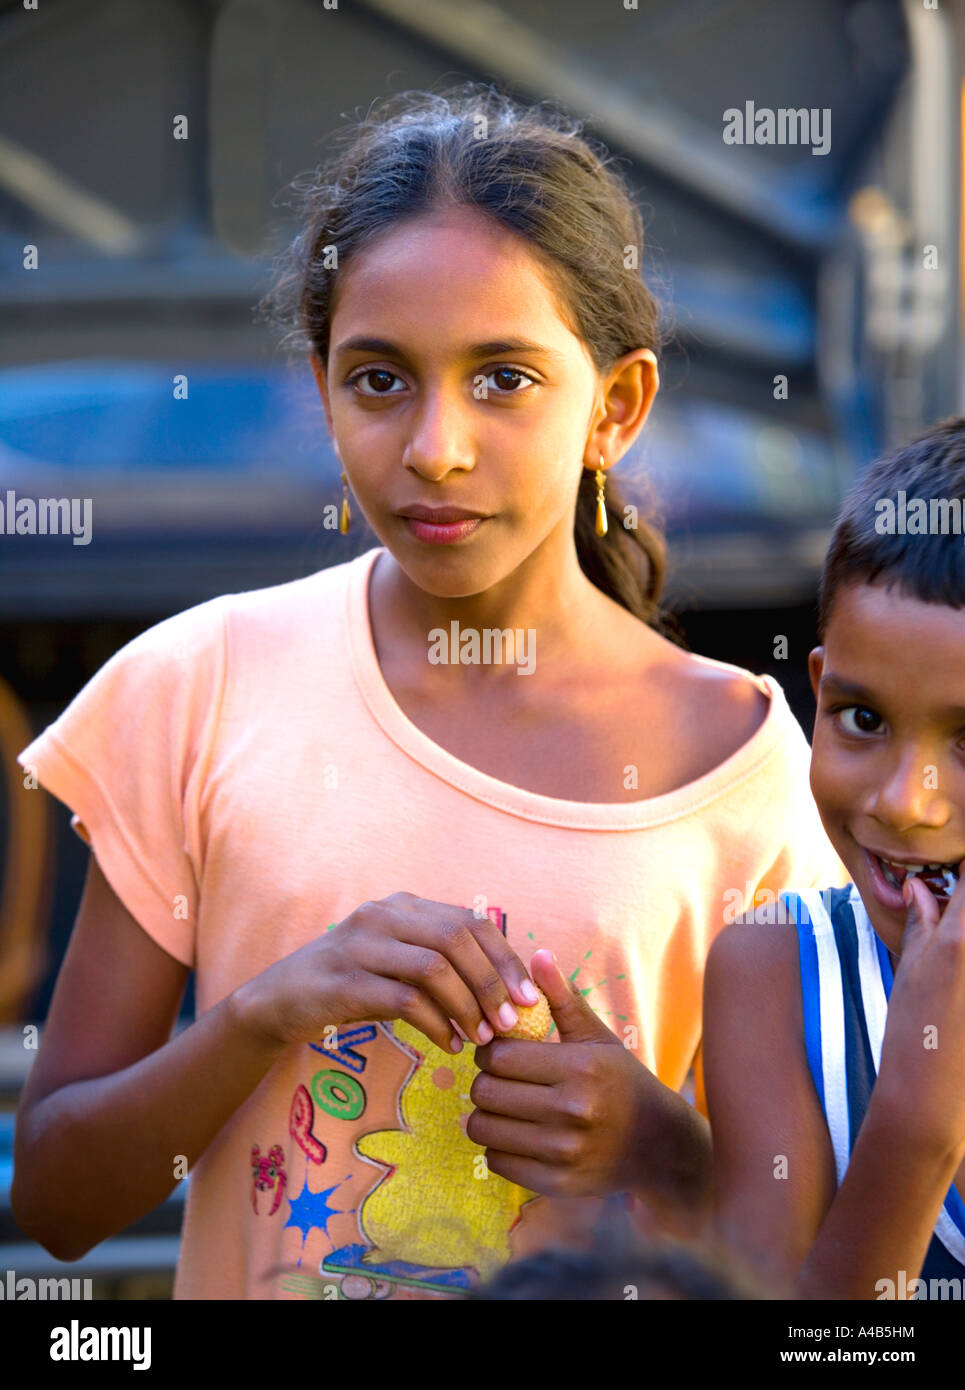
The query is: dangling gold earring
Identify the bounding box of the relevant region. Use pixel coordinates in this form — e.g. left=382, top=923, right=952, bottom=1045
left=594, top=454, right=607, bottom=537
left=339, top=470, right=351, bottom=534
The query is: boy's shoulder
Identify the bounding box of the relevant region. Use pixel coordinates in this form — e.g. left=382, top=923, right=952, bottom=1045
left=708, top=884, right=856, bottom=1004
left=707, top=900, right=807, bottom=1002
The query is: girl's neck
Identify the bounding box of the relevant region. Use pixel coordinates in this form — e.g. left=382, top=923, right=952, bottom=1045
left=368, top=544, right=639, bottom=684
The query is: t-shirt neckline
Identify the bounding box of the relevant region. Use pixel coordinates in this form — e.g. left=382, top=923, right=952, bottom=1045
left=345, top=545, right=787, bottom=829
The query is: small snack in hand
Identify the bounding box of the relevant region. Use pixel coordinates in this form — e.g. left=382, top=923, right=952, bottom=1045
left=503, top=986, right=552, bottom=1040
left=909, top=863, right=959, bottom=905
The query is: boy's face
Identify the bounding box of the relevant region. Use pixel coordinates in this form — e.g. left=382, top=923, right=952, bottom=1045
left=809, top=581, right=965, bottom=955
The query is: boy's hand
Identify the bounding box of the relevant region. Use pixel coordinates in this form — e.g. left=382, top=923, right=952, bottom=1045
left=469, top=950, right=658, bottom=1198
left=875, top=871, right=965, bottom=1157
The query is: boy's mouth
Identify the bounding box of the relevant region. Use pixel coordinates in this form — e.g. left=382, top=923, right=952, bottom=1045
left=870, top=851, right=961, bottom=902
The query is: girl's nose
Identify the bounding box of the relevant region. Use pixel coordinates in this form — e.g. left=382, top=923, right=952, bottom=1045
left=403, top=389, right=476, bottom=478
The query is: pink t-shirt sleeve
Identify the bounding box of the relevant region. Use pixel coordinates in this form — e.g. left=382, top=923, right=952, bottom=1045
left=16, top=598, right=229, bottom=967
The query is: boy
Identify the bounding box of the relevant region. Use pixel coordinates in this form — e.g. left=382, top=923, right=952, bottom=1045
left=704, top=416, right=965, bottom=1299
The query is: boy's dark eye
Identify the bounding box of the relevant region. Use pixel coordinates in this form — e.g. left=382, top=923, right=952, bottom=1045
left=837, top=705, right=883, bottom=735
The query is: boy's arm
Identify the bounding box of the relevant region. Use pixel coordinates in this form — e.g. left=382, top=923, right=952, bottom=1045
left=702, top=911, right=838, bottom=1292
left=704, top=910, right=964, bottom=1298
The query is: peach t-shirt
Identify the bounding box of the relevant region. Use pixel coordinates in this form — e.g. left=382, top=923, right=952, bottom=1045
left=18, top=546, right=844, bottom=1300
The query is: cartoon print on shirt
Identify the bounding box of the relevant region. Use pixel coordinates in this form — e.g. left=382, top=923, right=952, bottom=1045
left=289, top=1084, right=326, bottom=1165
left=251, top=1143, right=287, bottom=1215
left=269, top=907, right=565, bottom=1296
left=284, top=1177, right=353, bottom=1250
left=354, top=1017, right=538, bottom=1279
left=351, top=905, right=539, bottom=1282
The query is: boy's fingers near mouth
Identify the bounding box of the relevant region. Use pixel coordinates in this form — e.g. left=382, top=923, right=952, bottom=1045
left=901, top=873, right=941, bottom=948
left=934, top=859, right=965, bottom=941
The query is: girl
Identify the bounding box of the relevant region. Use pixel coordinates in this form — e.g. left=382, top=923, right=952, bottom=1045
left=11, top=83, right=843, bottom=1301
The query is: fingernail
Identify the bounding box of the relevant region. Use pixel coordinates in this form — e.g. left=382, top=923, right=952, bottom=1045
left=449, top=1033, right=463, bottom=1054
left=520, top=980, right=540, bottom=1005
left=498, top=1002, right=518, bottom=1030
left=476, top=1020, right=494, bottom=1044
left=902, top=880, right=913, bottom=906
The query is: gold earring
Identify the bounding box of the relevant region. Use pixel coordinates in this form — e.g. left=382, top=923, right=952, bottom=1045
left=339, top=471, right=351, bottom=534
left=594, top=455, right=607, bottom=537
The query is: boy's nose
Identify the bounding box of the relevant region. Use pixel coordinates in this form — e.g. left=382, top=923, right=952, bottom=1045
left=868, top=754, right=950, bottom=832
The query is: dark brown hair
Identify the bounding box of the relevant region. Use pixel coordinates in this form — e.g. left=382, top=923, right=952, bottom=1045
left=257, top=82, right=671, bottom=627
left=817, top=414, right=965, bottom=638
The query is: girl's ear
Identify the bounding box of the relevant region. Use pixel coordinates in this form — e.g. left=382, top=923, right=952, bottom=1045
left=808, top=647, right=825, bottom=701
left=309, top=353, right=336, bottom=440
left=309, top=352, right=326, bottom=396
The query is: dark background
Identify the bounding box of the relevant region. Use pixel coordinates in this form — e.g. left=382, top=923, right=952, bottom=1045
left=1, top=0, right=962, bottom=1295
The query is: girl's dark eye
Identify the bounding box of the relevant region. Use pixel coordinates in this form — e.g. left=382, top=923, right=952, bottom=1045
left=488, top=367, right=532, bottom=392
left=348, top=369, right=403, bottom=395
left=837, top=705, right=883, bottom=736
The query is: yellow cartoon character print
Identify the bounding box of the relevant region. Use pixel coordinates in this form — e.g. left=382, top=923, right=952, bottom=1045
left=355, top=1019, right=537, bottom=1279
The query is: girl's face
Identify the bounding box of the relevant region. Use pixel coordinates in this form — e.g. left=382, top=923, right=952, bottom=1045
left=311, top=205, right=657, bottom=597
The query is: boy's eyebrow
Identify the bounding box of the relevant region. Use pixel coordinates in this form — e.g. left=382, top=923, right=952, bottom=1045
left=821, top=672, right=965, bottom=721
left=819, top=674, right=877, bottom=701
left=332, top=335, right=568, bottom=361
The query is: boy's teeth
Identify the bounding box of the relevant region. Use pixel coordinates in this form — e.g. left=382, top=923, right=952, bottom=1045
left=876, top=853, right=962, bottom=897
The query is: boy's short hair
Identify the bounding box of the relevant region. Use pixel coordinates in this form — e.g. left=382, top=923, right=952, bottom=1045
left=817, top=415, right=965, bottom=639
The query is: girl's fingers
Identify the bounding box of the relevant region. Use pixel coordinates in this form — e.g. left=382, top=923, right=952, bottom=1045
left=465, top=913, right=542, bottom=1011
left=465, top=1110, right=555, bottom=1163
left=468, top=1068, right=556, bottom=1123
left=479, top=1150, right=555, bottom=1195
left=345, top=968, right=464, bottom=1055
left=352, top=932, right=491, bottom=1045
left=386, top=898, right=533, bottom=1036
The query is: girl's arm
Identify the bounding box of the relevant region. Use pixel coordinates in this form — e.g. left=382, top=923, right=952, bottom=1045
left=703, top=911, right=964, bottom=1298
left=12, top=854, right=288, bottom=1262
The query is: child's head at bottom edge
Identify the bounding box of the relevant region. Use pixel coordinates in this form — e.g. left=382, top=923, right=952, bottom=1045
left=470, top=1225, right=767, bottom=1300
left=810, top=415, right=965, bottom=957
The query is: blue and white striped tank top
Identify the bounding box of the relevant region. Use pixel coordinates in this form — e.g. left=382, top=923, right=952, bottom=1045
left=783, top=883, right=965, bottom=1280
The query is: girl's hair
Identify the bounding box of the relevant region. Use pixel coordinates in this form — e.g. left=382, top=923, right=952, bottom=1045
left=817, top=414, right=965, bottom=638
left=257, top=81, right=671, bottom=628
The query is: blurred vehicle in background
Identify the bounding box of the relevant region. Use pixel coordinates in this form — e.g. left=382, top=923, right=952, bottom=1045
left=0, top=0, right=961, bottom=1295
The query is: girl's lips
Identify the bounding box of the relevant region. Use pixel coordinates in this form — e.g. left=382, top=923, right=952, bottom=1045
left=402, top=516, right=485, bottom=545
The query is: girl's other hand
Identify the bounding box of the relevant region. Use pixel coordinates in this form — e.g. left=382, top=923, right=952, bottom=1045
left=234, top=891, right=538, bottom=1055
left=875, top=872, right=965, bottom=1157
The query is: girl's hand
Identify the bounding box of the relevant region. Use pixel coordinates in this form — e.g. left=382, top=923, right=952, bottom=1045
left=469, top=950, right=658, bottom=1198
left=236, top=892, right=539, bottom=1055
left=875, top=872, right=965, bottom=1157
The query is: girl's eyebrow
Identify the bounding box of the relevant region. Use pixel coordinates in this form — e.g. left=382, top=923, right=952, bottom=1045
left=332, top=335, right=567, bottom=361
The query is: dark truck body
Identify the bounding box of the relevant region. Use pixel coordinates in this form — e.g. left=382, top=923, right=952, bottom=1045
left=0, top=0, right=960, bottom=1294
